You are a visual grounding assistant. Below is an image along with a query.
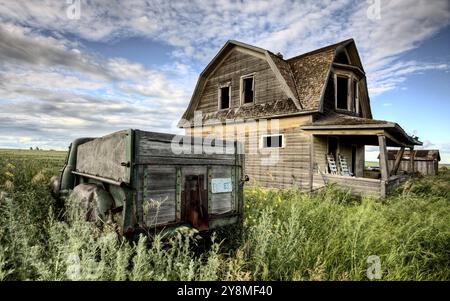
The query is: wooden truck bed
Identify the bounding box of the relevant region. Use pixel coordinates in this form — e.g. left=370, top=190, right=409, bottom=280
left=74, top=129, right=243, bottom=231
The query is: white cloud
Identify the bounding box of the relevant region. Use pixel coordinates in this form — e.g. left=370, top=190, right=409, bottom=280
left=1, top=1, right=448, bottom=93
left=0, top=0, right=449, bottom=149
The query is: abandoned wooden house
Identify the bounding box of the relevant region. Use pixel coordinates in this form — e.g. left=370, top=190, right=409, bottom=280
left=382, top=149, right=441, bottom=176
left=178, top=39, right=422, bottom=197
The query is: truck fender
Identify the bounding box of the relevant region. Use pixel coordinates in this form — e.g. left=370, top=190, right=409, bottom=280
left=69, top=183, right=115, bottom=223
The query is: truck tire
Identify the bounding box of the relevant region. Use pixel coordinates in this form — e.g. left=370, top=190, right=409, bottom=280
left=68, top=183, right=115, bottom=224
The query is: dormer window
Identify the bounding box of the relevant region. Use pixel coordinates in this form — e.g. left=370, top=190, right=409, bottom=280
left=334, top=71, right=360, bottom=114
left=241, top=74, right=254, bottom=104
left=218, top=82, right=231, bottom=110
left=336, top=75, right=349, bottom=110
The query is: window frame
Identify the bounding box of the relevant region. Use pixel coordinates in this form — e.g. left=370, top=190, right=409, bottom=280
left=218, top=81, right=232, bottom=110
left=334, top=70, right=360, bottom=115
left=335, top=74, right=350, bottom=110
left=260, top=134, right=285, bottom=149
left=240, top=73, right=255, bottom=105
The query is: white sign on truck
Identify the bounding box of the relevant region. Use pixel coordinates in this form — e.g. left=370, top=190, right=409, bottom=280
left=211, top=178, right=233, bottom=193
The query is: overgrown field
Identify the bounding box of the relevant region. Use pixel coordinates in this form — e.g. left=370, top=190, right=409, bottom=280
left=0, top=149, right=449, bottom=280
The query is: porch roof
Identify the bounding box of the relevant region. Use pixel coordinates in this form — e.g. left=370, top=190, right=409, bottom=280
left=300, top=113, right=422, bottom=147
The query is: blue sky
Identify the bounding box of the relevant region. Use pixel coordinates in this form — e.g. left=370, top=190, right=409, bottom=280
left=0, top=0, right=449, bottom=163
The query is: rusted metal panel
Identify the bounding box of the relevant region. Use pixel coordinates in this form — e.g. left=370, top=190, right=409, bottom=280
left=76, top=130, right=131, bottom=183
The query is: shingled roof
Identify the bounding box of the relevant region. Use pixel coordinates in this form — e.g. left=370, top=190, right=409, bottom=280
left=304, top=113, right=389, bottom=126
left=179, top=39, right=359, bottom=125
left=286, top=40, right=351, bottom=110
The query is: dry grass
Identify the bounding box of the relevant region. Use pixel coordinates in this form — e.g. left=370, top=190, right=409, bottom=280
left=0, top=149, right=449, bottom=280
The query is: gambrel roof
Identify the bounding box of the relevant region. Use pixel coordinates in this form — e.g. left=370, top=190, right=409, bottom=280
left=179, top=39, right=371, bottom=125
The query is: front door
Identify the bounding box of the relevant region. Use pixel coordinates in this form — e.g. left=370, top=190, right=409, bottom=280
left=183, top=175, right=209, bottom=231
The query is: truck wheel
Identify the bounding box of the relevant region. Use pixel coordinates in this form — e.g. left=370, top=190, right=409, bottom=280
left=68, top=183, right=115, bottom=224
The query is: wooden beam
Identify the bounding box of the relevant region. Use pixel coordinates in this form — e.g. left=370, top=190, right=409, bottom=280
left=391, top=147, right=405, bottom=176
left=309, top=135, right=314, bottom=192
left=409, top=147, right=415, bottom=174
left=378, top=135, right=389, bottom=181
left=384, top=131, right=413, bottom=148
left=303, top=129, right=384, bottom=136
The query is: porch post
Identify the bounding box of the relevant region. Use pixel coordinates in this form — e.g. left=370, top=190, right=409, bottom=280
left=409, top=147, right=415, bottom=174
left=378, top=135, right=389, bottom=181
left=391, top=147, right=405, bottom=176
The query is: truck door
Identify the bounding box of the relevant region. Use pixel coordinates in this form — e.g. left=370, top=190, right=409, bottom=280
left=183, top=175, right=209, bottom=231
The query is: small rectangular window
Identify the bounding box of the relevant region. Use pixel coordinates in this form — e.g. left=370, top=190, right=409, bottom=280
left=219, top=86, right=230, bottom=109
left=242, top=76, right=254, bottom=104
left=336, top=76, right=348, bottom=110
left=262, top=135, right=283, bottom=148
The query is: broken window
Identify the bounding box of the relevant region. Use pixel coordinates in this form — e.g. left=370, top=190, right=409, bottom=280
left=219, top=86, right=230, bottom=109
left=242, top=76, right=254, bottom=104
left=336, top=76, right=348, bottom=110
left=262, top=135, right=283, bottom=148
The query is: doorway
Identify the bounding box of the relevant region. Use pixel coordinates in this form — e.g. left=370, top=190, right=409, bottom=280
left=183, top=175, right=209, bottom=231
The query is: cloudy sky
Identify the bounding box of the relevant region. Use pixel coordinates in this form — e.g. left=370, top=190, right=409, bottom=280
left=0, top=0, right=449, bottom=162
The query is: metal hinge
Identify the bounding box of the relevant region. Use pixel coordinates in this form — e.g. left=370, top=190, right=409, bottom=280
left=121, top=161, right=131, bottom=167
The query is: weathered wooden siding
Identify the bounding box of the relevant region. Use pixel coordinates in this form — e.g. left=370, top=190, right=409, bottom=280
left=313, top=136, right=328, bottom=174
left=142, top=165, right=176, bottom=226
left=388, top=160, right=438, bottom=176
left=385, top=174, right=411, bottom=195
left=313, top=174, right=381, bottom=197
left=355, top=145, right=365, bottom=177
left=196, top=49, right=287, bottom=113
left=135, top=130, right=242, bottom=227
left=245, top=126, right=311, bottom=189
left=188, top=116, right=313, bottom=189
left=76, top=130, right=130, bottom=183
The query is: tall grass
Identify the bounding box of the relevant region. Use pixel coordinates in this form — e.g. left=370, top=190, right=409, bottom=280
left=0, top=149, right=449, bottom=280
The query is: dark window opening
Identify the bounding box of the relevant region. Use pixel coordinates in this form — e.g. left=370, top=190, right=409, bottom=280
left=263, top=135, right=283, bottom=148
left=220, top=86, right=230, bottom=109
left=328, top=137, right=338, bottom=162
left=243, top=77, right=254, bottom=103
left=336, top=76, right=348, bottom=110
left=335, top=51, right=350, bottom=64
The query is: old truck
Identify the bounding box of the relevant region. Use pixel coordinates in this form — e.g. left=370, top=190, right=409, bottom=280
left=51, top=129, right=245, bottom=238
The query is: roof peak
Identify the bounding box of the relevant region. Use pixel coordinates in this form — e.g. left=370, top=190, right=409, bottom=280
left=227, top=38, right=355, bottom=62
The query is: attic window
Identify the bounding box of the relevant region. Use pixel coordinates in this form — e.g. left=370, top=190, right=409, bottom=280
left=336, top=76, right=349, bottom=110
left=219, top=85, right=231, bottom=110
left=241, top=75, right=254, bottom=104
left=262, top=134, right=283, bottom=148
left=335, top=50, right=350, bottom=64
left=218, top=82, right=231, bottom=110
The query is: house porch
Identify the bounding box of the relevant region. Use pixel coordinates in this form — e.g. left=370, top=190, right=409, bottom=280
left=301, top=117, right=422, bottom=198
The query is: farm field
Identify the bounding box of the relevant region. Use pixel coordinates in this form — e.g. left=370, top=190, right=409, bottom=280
left=0, top=149, right=449, bottom=281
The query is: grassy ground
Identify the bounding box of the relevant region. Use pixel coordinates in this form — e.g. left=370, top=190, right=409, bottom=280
left=365, top=161, right=379, bottom=168
left=0, top=149, right=449, bottom=280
